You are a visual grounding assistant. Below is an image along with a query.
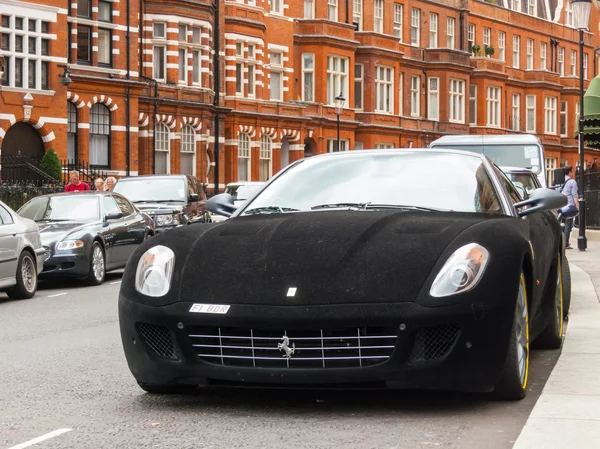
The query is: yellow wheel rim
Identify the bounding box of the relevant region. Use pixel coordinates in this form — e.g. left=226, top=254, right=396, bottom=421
left=518, top=275, right=530, bottom=389
left=556, top=257, right=564, bottom=338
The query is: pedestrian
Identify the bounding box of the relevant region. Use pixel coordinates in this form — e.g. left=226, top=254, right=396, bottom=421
left=94, top=177, right=105, bottom=191
left=104, top=176, right=117, bottom=191
left=64, top=170, right=90, bottom=192
left=559, top=165, right=579, bottom=250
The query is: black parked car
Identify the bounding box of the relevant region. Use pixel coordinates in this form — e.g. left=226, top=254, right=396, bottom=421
left=119, top=149, right=568, bottom=400
left=113, top=175, right=210, bottom=233
left=18, top=191, right=155, bottom=285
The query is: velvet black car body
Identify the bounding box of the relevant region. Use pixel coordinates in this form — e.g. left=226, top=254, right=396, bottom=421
left=119, top=149, right=568, bottom=400
left=18, top=191, right=155, bottom=285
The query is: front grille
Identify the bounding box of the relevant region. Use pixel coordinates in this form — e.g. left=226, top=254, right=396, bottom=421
left=189, top=326, right=399, bottom=369
left=43, top=246, right=51, bottom=261
left=409, top=324, right=461, bottom=363
left=137, top=323, right=180, bottom=360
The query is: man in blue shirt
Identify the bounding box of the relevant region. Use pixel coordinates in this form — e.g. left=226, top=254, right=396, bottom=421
left=560, top=166, right=579, bottom=249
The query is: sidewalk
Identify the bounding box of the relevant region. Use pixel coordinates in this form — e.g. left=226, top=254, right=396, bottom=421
left=513, top=244, right=600, bottom=449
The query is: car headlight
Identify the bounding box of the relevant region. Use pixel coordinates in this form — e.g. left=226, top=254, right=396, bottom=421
left=56, top=240, right=84, bottom=251
left=155, top=214, right=180, bottom=226
left=135, top=245, right=175, bottom=297
left=430, top=243, right=490, bottom=298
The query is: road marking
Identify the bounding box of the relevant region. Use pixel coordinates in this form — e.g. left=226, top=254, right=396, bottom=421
left=110, top=281, right=122, bottom=285
left=8, top=429, right=72, bottom=449
left=47, top=292, right=67, bottom=298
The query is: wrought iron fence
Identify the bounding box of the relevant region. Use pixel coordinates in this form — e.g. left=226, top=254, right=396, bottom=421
left=0, top=183, right=65, bottom=211
left=583, top=172, right=600, bottom=229
left=0, top=155, right=60, bottom=186
left=61, top=159, right=108, bottom=187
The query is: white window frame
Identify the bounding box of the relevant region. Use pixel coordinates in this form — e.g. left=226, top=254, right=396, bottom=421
left=498, top=31, right=506, bottom=61
left=584, top=53, right=588, bottom=79
left=486, top=86, right=501, bottom=128
left=449, top=79, right=465, bottom=123
left=259, top=134, right=273, bottom=181
left=302, top=53, right=314, bottom=102
left=513, top=0, right=522, bottom=11
left=526, top=38, right=534, bottom=70
left=399, top=72, right=404, bottom=116
left=560, top=100, right=568, bottom=137
left=353, top=0, right=363, bottom=30
left=483, top=27, right=491, bottom=48
left=270, top=51, right=284, bottom=101
left=544, top=96, right=557, bottom=135
left=271, top=0, right=283, bottom=15
left=526, top=95, right=536, bottom=133
left=468, top=24, right=475, bottom=50
left=469, top=84, right=477, bottom=125
left=513, top=35, right=520, bottom=69
left=447, top=17, right=455, bottom=50
left=559, top=47, right=565, bottom=76
left=428, top=77, right=439, bottom=121
left=237, top=132, right=251, bottom=182
left=248, top=44, right=256, bottom=97
left=375, top=66, right=394, bottom=114
left=512, top=93, right=521, bottom=131
left=374, top=0, right=384, bottom=34
left=528, top=0, right=537, bottom=16
left=328, top=0, right=338, bottom=21
left=327, top=55, right=349, bottom=105
left=576, top=101, right=580, bottom=130
left=354, top=63, right=364, bottom=110
left=540, top=42, right=547, bottom=70
left=375, top=143, right=394, bottom=149
left=571, top=50, right=577, bottom=76
left=304, top=0, right=315, bottom=19
left=394, top=4, right=403, bottom=40
left=566, top=1, right=574, bottom=27
left=411, top=8, right=420, bottom=47
left=410, top=75, right=420, bottom=117
left=429, top=13, right=438, bottom=48
left=155, top=122, right=170, bottom=174
left=327, top=139, right=349, bottom=152
left=180, top=125, right=196, bottom=176
left=546, top=157, right=557, bottom=187
left=178, top=48, right=187, bottom=84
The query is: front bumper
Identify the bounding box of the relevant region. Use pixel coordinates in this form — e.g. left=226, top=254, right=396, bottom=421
left=119, top=296, right=515, bottom=392
left=40, top=251, right=90, bottom=278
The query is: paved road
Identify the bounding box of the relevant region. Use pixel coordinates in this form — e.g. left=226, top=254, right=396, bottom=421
left=0, top=275, right=561, bottom=449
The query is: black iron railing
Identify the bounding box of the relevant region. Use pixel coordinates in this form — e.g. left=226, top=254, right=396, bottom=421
left=0, top=155, right=60, bottom=186
left=0, top=183, right=65, bottom=211
left=61, top=159, right=108, bottom=187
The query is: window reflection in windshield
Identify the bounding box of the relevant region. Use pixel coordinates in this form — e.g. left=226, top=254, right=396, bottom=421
left=433, top=144, right=542, bottom=174
left=113, top=178, right=187, bottom=203
left=19, top=196, right=101, bottom=222
left=240, top=152, right=503, bottom=215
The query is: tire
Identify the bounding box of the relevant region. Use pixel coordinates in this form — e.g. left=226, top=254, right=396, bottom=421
left=562, top=256, right=572, bottom=319
left=86, top=242, right=105, bottom=286
left=7, top=251, right=38, bottom=299
left=137, top=382, right=200, bottom=394
left=536, top=256, right=565, bottom=349
left=493, top=273, right=529, bottom=400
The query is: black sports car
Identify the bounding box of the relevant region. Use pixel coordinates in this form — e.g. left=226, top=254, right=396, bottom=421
left=119, top=149, right=567, bottom=400
left=18, top=191, right=155, bottom=285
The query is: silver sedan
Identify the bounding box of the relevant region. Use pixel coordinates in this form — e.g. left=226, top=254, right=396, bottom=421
left=0, top=201, right=44, bottom=299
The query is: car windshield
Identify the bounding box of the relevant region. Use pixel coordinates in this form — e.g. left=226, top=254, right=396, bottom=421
left=433, top=144, right=542, bottom=174
left=113, top=178, right=187, bottom=203
left=239, top=152, right=503, bottom=215
left=18, top=196, right=101, bottom=222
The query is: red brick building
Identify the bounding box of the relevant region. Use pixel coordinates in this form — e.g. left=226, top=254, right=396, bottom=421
left=1, top=0, right=600, bottom=188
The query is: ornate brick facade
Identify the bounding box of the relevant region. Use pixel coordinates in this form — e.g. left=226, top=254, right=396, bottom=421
left=1, top=0, right=600, bottom=188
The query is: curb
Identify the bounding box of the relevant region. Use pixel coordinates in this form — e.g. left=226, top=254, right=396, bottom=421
left=512, top=263, right=600, bottom=449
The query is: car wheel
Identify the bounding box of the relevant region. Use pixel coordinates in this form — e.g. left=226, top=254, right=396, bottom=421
left=86, top=242, right=105, bottom=286
left=493, top=273, right=529, bottom=400
left=535, top=256, right=564, bottom=349
left=562, top=256, right=571, bottom=320
left=137, top=382, right=200, bottom=394
left=7, top=251, right=38, bottom=299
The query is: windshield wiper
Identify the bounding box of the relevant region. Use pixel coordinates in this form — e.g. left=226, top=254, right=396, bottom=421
left=244, top=206, right=300, bottom=215
left=132, top=199, right=183, bottom=203
left=311, top=203, right=449, bottom=212
left=35, top=219, right=73, bottom=222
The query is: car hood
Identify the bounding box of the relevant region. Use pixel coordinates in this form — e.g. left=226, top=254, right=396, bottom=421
left=159, top=210, right=511, bottom=306
left=36, top=221, right=95, bottom=245
left=133, top=203, right=184, bottom=214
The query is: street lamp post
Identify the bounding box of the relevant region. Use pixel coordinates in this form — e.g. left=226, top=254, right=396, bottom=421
left=334, top=93, right=346, bottom=152
left=572, top=0, right=592, bottom=251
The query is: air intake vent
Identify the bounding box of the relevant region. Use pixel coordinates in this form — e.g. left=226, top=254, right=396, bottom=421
left=137, top=323, right=180, bottom=360
left=409, top=324, right=461, bottom=363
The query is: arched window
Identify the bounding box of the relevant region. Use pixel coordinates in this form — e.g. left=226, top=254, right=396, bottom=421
left=238, top=132, right=251, bottom=181
left=155, top=122, right=170, bottom=174
left=89, top=103, right=110, bottom=167
left=67, top=102, right=77, bottom=161
left=180, top=125, right=196, bottom=175
left=259, top=134, right=272, bottom=181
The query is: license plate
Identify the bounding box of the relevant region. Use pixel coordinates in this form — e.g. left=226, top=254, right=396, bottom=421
left=189, top=304, right=231, bottom=314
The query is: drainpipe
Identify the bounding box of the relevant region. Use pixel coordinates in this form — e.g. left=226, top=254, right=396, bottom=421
left=459, top=12, right=465, bottom=51
left=125, top=0, right=131, bottom=176
left=594, top=46, right=600, bottom=76
left=213, top=0, right=221, bottom=194
left=346, top=0, right=349, bottom=23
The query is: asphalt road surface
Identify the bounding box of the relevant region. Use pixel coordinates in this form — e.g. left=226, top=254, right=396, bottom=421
left=0, top=274, right=561, bottom=449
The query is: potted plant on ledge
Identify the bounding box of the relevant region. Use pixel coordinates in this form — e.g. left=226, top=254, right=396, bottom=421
left=485, top=46, right=495, bottom=58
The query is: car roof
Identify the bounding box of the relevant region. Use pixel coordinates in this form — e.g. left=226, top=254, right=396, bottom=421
left=226, top=182, right=264, bottom=187
left=500, top=166, right=535, bottom=174
left=116, top=174, right=190, bottom=182
left=303, top=148, right=488, bottom=162
left=431, top=134, right=542, bottom=146
left=33, top=191, right=112, bottom=198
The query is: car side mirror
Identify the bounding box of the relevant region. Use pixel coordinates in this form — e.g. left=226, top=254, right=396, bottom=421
left=189, top=193, right=199, bottom=202
left=105, top=211, right=123, bottom=221
left=514, top=188, right=567, bottom=217
left=206, top=193, right=237, bottom=217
